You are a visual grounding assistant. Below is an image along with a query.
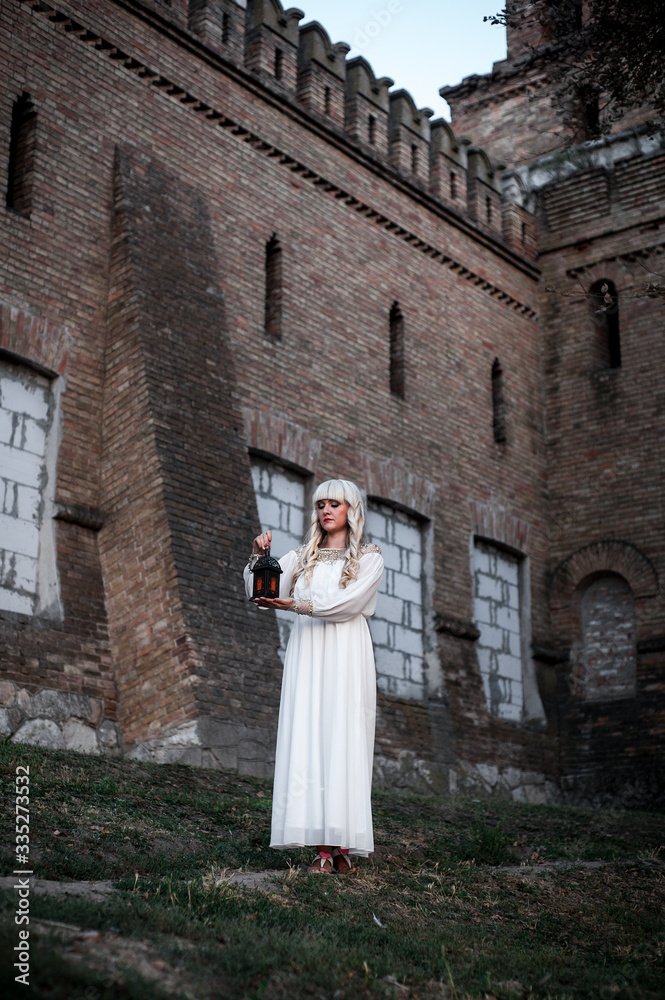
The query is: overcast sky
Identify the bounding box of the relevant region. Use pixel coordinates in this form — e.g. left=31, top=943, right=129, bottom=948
left=296, top=0, right=507, bottom=121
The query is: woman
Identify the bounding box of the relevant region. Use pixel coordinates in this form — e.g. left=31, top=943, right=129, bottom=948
left=244, top=479, right=384, bottom=874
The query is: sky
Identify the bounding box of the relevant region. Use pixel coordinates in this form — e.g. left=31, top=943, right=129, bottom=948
left=296, top=0, right=507, bottom=121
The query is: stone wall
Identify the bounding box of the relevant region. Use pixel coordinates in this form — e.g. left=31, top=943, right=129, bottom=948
left=2, top=681, right=120, bottom=754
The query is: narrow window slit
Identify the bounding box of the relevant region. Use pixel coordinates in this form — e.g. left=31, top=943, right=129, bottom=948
left=390, top=302, right=405, bottom=398
left=590, top=279, right=621, bottom=368
left=6, top=93, right=37, bottom=217
left=492, top=358, right=506, bottom=443
left=265, top=235, right=283, bottom=338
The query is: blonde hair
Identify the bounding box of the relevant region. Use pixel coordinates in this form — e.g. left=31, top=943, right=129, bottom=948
left=292, top=479, right=366, bottom=591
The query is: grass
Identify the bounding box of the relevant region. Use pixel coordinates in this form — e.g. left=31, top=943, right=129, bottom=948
left=1, top=742, right=664, bottom=999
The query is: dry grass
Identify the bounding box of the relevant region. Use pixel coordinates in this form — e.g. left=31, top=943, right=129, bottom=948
left=1, top=743, right=664, bottom=999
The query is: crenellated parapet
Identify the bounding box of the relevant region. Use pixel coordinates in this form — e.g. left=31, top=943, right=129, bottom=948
left=501, top=171, right=537, bottom=259
left=143, top=0, right=190, bottom=29
left=245, top=0, right=304, bottom=91
left=188, top=0, right=246, bottom=66
left=466, top=147, right=504, bottom=236
left=345, top=57, right=393, bottom=155
left=388, top=90, right=434, bottom=188
left=179, top=0, right=536, bottom=253
left=297, top=22, right=350, bottom=127
left=430, top=119, right=471, bottom=208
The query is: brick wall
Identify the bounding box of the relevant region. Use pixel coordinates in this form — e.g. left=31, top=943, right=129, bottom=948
left=442, top=41, right=655, bottom=169
left=575, top=576, right=637, bottom=701
left=0, top=0, right=662, bottom=805
left=531, top=129, right=665, bottom=808
left=99, top=144, right=283, bottom=766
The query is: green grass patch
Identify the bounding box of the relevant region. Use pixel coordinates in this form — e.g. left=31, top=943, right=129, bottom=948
left=1, top=743, right=664, bottom=999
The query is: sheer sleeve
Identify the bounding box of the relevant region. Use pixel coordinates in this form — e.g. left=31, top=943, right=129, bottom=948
left=278, top=549, right=300, bottom=599
left=312, top=551, right=384, bottom=623
left=243, top=548, right=300, bottom=600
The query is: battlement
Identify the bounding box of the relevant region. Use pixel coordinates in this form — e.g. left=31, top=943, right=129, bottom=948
left=183, top=0, right=536, bottom=257
left=344, top=56, right=393, bottom=156
left=297, top=21, right=350, bottom=127
left=388, top=89, right=433, bottom=187
left=244, top=0, right=304, bottom=91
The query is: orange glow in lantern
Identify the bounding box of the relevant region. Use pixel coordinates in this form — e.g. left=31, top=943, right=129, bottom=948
left=250, top=546, right=282, bottom=601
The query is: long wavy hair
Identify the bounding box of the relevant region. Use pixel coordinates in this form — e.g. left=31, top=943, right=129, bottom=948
left=292, top=479, right=366, bottom=591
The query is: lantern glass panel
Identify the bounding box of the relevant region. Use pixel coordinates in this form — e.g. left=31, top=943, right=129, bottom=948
left=251, top=552, right=282, bottom=601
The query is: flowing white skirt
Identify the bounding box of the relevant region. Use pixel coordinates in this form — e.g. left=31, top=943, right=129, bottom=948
left=270, top=613, right=377, bottom=856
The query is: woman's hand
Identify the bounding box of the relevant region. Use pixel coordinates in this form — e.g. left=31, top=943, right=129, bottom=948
left=253, top=597, right=295, bottom=611
left=252, top=530, right=272, bottom=555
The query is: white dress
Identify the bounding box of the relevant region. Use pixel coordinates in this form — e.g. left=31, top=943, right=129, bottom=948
left=244, top=545, right=384, bottom=857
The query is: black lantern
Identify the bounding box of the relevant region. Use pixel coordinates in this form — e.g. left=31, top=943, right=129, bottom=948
left=251, top=546, right=282, bottom=601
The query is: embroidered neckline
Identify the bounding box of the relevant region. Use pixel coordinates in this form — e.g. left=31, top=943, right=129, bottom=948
left=361, top=543, right=382, bottom=555
left=316, top=548, right=347, bottom=563
left=315, top=543, right=381, bottom=563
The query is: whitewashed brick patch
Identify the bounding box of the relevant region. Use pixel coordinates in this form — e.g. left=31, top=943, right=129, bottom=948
left=0, top=361, right=52, bottom=616
left=366, top=502, right=424, bottom=700
left=251, top=457, right=306, bottom=659
left=473, top=540, right=523, bottom=720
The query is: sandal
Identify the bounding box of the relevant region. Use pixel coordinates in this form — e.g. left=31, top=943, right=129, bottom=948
left=306, top=852, right=334, bottom=874
left=332, top=848, right=356, bottom=875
